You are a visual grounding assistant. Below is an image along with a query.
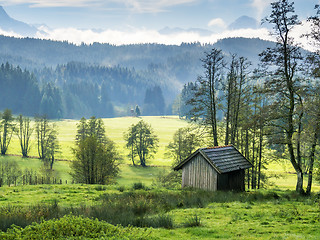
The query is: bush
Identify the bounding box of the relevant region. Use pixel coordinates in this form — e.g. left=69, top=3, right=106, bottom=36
left=183, top=214, right=201, bottom=227
left=117, top=185, right=125, bottom=192
left=133, top=182, right=146, bottom=190
left=135, top=214, right=174, bottom=229
left=0, top=215, right=151, bottom=239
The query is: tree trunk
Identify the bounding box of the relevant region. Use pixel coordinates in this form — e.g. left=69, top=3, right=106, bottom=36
left=306, top=128, right=318, bottom=195
left=257, top=126, right=263, bottom=189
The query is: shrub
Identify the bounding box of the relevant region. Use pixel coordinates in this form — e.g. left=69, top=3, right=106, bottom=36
left=0, top=215, right=151, bottom=239
left=94, top=185, right=106, bottom=191
left=133, top=182, right=146, bottom=190
left=117, top=185, right=125, bottom=192
left=136, top=214, right=174, bottom=229
left=183, top=214, right=201, bottom=227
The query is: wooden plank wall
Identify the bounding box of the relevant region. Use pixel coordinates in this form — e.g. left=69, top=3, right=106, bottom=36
left=181, top=154, right=218, bottom=191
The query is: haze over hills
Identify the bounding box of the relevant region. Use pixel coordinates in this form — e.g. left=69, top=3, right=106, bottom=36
left=0, top=5, right=279, bottom=119
left=0, top=34, right=276, bottom=119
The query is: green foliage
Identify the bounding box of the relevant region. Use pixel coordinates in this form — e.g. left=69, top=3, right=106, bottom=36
left=182, top=214, right=201, bottom=227
left=16, top=115, right=33, bottom=157
left=152, top=169, right=181, bottom=189
left=0, top=159, right=21, bottom=187
left=0, top=63, right=41, bottom=117
left=143, top=86, right=165, bottom=116
left=71, top=117, right=119, bottom=184
left=176, top=82, right=198, bottom=118
left=0, top=215, right=150, bottom=240
left=71, top=136, right=119, bottom=184
left=35, top=115, right=59, bottom=170
left=0, top=109, right=15, bottom=155
left=166, top=126, right=202, bottom=166
left=135, top=105, right=141, bottom=117
left=1, top=187, right=319, bottom=239
left=124, top=120, right=159, bottom=166
left=132, top=182, right=147, bottom=190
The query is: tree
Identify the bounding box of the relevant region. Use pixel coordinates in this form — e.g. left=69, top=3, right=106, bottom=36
left=189, top=48, right=225, bottom=146
left=223, top=55, right=251, bottom=145
left=143, top=86, right=165, bottom=116
left=135, top=105, right=141, bottom=117
left=16, top=115, right=33, bottom=157
left=303, top=89, right=320, bottom=195
left=166, top=126, right=202, bottom=166
left=179, top=82, right=198, bottom=119
left=303, top=7, right=320, bottom=194
left=35, top=115, right=59, bottom=169
left=71, top=117, right=119, bottom=184
left=0, top=109, right=15, bottom=155
left=124, top=120, right=159, bottom=167
left=259, top=0, right=304, bottom=193
left=0, top=159, right=21, bottom=187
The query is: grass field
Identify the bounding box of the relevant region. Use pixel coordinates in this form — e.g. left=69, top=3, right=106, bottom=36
left=7, top=116, right=189, bottom=165
left=2, top=115, right=320, bottom=191
left=0, top=185, right=319, bottom=239
left=1, top=116, right=320, bottom=239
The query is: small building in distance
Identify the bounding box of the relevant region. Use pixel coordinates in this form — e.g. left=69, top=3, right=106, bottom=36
left=173, top=145, right=252, bottom=191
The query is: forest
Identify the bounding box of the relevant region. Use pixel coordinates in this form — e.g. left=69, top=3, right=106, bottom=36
left=0, top=36, right=274, bottom=119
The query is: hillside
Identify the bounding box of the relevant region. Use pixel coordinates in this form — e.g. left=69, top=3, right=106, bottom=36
left=0, top=35, right=275, bottom=118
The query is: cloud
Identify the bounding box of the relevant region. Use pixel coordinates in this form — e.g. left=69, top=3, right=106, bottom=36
left=0, top=28, right=23, bottom=38
left=0, top=0, right=97, bottom=8
left=251, top=0, right=272, bottom=22
left=125, top=0, right=198, bottom=13
left=0, top=0, right=198, bottom=12
left=34, top=25, right=274, bottom=46
left=207, top=18, right=226, bottom=28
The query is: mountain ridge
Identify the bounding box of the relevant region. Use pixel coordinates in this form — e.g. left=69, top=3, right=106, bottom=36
left=0, top=6, right=37, bottom=36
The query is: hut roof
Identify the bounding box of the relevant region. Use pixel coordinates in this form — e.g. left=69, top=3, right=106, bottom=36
left=173, top=145, right=252, bottom=174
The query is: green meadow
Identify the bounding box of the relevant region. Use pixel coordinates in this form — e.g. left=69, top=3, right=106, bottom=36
left=1, top=116, right=320, bottom=239
left=7, top=116, right=188, bottom=165
left=4, top=115, right=320, bottom=190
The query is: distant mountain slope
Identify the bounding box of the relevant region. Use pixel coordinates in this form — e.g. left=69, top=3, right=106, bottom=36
left=0, top=35, right=279, bottom=118
left=0, top=6, right=37, bottom=36
left=0, top=35, right=274, bottom=69
left=228, top=16, right=259, bottom=30
left=0, top=35, right=276, bottom=97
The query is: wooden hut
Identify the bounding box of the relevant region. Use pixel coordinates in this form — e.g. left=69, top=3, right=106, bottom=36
left=173, top=145, right=252, bottom=191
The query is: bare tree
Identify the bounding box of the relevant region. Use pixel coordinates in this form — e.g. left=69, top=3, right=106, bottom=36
left=189, top=48, right=225, bottom=146
left=35, top=115, right=59, bottom=169
left=260, top=0, right=304, bottom=193
left=16, top=115, right=33, bottom=157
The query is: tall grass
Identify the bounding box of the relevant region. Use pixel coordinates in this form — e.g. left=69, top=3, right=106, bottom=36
left=1, top=188, right=317, bottom=231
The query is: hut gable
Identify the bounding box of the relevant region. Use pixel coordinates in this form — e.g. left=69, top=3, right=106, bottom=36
left=174, top=145, right=253, bottom=191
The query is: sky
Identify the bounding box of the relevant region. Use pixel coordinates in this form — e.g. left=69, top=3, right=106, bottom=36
left=0, top=0, right=318, bottom=46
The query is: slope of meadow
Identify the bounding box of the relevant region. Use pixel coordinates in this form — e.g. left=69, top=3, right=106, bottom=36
left=3, top=116, right=320, bottom=191
left=1, top=116, right=320, bottom=239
